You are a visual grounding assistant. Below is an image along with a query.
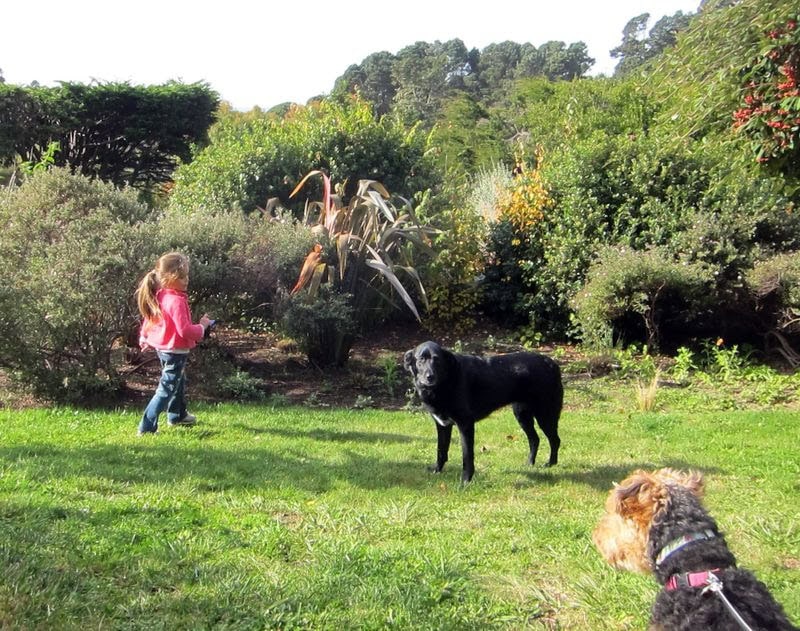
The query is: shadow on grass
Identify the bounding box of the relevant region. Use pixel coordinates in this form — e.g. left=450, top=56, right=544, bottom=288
left=514, top=461, right=727, bottom=492
left=235, top=423, right=418, bottom=444
left=0, top=441, right=429, bottom=493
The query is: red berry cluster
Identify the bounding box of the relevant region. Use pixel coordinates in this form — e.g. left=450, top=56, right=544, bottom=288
left=733, top=17, right=800, bottom=168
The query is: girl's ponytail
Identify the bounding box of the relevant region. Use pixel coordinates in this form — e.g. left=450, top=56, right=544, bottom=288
left=136, top=270, right=161, bottom=321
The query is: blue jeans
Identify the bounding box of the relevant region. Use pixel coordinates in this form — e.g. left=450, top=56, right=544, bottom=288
left=138, top=351, right=189, bottom=433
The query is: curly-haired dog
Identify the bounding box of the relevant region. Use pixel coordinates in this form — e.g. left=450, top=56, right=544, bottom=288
left=404, top=341, right=562, bottom=483
left=593, top=468, right=798, bottom=630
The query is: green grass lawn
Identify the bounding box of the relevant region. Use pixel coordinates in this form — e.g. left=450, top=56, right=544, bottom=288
left=1, top=380, right=799, bottom=629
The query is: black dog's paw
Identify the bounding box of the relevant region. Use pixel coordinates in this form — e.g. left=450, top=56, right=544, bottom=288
left=429, top=464, right=444, bottom=474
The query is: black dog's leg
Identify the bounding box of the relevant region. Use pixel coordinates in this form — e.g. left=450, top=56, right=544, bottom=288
left=513, top=403, right=540, bottom=466
left=537, top=415, right=560, bottom=467
left=456, top=422, right=475, bottom=483
left=432, top=421, right=453, bottom=473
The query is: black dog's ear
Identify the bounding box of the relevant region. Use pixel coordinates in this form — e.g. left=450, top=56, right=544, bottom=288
left=403, top=349, right=416, bottom=374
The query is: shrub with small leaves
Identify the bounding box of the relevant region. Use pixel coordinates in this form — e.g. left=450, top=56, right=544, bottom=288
left=746, top=250, right=800, bottom=364
left=573, top=246, right=713, bottom=351
left=425, top=204, right=487, bottom=332
left=0, top=168, right=157, bottom=401
left=155, top=208, right=314, bottom=324
left=279, top=286, right=358, bottom=367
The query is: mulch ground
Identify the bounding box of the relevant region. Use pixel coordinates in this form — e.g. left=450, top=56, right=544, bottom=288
left=121, top=321, right=478, bottom=411
left=0, top=319, right=581, bottom=411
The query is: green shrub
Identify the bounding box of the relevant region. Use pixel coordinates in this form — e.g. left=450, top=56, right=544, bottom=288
left=168, top=97, right=439, bottom=217
left=0, top=168, right=157, bottom=401
left=506, top=76, right=657, bottom=155
left=528, top=136, right=710, bottom=337
left=748, top=251, right=800, bottom=309
left=156, top=208, right=314, bottom=324
left=476, top=127, right=799, bottom=343
left=228, top=211, right=316, bottom=321
left=746, top=251, right=800, bottom=364
left=480, top=218, right=531, bottom=325
left=424, top=203, right=487, bottom=332
left=573, top=246, right=713, bottom=350
left=668, top=170, right=800, bottom=283
left=279, top=286, right=357, bottom=367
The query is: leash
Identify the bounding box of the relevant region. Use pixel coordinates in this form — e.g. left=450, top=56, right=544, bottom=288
left=665, top=569, right=754, bottom=631
left=701, top=572, right=754, bottom=631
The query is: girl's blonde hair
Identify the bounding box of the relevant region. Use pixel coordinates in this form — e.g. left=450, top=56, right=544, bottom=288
left=135, top=252, right=190, bottom=321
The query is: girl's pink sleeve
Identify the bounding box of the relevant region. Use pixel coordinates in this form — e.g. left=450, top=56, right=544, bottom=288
left=169, top=294, right=204, bottom=342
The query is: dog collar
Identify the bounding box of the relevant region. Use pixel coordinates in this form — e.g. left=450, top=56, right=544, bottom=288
left=655, top=529, right=716, bottom=567
left=665, top=568, right=723, bottom=591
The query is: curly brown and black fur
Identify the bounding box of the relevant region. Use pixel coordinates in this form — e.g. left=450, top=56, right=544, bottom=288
left=593, top=469, right=798, bottom=631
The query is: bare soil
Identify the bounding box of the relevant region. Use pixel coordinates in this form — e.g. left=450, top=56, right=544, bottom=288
left=122, top=320, right=540, bottom=411
left=0, top=320, right=581, bottom=411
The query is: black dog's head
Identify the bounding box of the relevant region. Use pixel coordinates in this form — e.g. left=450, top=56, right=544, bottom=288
left=404, top=341, right=452, bottom=389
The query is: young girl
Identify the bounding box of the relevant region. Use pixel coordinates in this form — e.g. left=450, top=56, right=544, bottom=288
left=135, top=252, right=212, bottom=435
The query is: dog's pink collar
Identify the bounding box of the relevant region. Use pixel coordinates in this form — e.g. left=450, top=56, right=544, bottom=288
left=655, top=529, right=716, bottom=567
left=665, top=568, right=723, bottom=591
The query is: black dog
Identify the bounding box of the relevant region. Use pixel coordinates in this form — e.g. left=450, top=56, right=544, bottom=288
left=404, top=341, right=563, bottom=482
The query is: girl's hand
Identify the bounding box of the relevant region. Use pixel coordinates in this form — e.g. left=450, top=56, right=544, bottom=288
left=200, top=314, right=213, bottom=329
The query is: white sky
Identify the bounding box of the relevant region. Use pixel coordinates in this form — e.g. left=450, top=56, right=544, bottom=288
left=1, top=0, right=699, bottom=111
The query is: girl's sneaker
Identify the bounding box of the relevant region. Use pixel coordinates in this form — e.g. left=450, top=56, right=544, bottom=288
left=169, top=413, right=197, bottom=427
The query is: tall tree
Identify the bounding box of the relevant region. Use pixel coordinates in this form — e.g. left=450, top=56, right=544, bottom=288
left=393, top=40, right=468, bottom=124
left=515, top=43, right=544, bottom=79
left=539, top=41, right=594, bottom=80
left=611, top=11, right=694, bottom=76
left=477, top=41, right=522, bottom=98
left=647, top=12, right=694, bottom=58
left=610, top=13, right=651, bottom=76
left=333, top=51, right=398, bottom=116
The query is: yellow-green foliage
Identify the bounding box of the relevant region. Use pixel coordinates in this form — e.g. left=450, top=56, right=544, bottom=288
left=426, top=204, right=488, bottom=332
left=496, top=150, right=551, bottom=234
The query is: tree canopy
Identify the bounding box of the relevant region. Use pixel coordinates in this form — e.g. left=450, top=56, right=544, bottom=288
left=610, top=11, right=694, bottom=76
left=332, top=37, right=594, bottom=123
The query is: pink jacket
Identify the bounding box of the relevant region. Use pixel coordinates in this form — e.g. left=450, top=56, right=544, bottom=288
left=139, top=288, right=205, bottom=351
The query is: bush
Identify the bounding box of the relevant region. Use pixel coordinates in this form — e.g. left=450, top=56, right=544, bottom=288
left=424, top=201, right=488, bottom=333
left=279, top=286, right=357, bottom=367
left=0, top=168, right=157, bottom=401
left=732, top=15, right=800, bottom=174
left=668, top=168, right=800, bottom=283
left=480, top=218, right=530, bottom=325
left=573, top=246, right=713, bottom=351
left=476, top=127, right=800, bottom=342
left=746, top=251, right=800, bottom=364
left=168, top=97, right=439, bottom=217
left=155, top=208, right=315, bottom=325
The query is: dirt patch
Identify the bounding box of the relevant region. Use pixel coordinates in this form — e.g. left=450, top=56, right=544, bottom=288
left=120, top=320, right=528, bottom=411
left=1, top=320, right=570, bottom=411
